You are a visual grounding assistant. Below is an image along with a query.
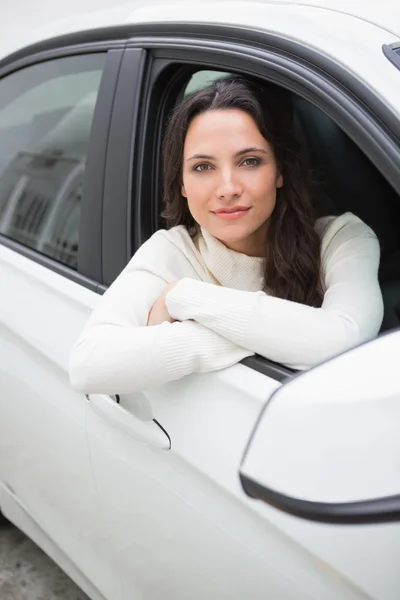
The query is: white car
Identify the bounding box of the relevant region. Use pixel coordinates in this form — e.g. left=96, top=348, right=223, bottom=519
left=1, top=1, right=400, bottom=599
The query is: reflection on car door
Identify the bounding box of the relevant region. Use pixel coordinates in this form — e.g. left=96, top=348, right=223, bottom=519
left=0, top=53, right=122, bottom=600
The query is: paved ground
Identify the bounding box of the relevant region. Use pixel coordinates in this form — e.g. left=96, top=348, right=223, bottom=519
left=0, top=516, right=88, bottom=600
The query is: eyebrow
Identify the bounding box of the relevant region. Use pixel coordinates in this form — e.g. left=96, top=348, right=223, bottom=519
left=185, top=147, right=268, bottom=161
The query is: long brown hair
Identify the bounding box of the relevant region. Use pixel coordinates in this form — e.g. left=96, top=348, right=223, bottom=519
left=162, top=76, right=323, bottom=307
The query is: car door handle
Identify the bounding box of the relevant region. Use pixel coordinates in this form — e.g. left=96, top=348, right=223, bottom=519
left=86, top=394, right=170, bottom=450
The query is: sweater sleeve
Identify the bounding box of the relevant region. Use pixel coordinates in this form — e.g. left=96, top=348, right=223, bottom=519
left=165, top=218, right=384, bottom=370
left=69, top=263, right=253, bottom=395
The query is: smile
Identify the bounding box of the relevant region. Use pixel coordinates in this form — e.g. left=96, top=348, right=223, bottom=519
left=212, top=207, right=251, bottom=220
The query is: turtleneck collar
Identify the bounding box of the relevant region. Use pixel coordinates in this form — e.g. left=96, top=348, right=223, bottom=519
left=196, top=227, right=266, bottom=292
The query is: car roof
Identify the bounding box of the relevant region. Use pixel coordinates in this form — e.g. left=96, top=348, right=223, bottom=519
left=132, top=0, right=400, bottom=37
left=1, top=0, right=399, bottom=62
left=1, top=0, right=400, bottom=120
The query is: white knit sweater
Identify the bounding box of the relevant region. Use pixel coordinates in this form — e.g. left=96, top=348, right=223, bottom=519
left=69, top=212, right=383, bottom=394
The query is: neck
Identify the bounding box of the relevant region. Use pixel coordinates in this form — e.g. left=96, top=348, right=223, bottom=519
left=198, top=227, right=266, bottom=292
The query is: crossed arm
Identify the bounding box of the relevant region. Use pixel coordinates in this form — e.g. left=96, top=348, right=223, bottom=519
left=70, top=220, right=383, bottom=394
left=69, top=268, right=253, bottom=395
left=165, top=226, right=383, bottom=369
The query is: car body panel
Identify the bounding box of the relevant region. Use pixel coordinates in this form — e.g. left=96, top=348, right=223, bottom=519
left=0, top=480, right=106, bottom=600
left=0, top=245, right=123, bottom=600
left=86, top=365, right=368, bottom=600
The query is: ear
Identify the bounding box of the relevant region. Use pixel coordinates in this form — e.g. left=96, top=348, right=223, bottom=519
left=276, top=174, right=283, bottom=189
left=181, top=183, right=187, bottom=198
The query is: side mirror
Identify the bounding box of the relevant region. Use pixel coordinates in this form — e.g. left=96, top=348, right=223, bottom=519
left=240, top=330, right=400, bottom=524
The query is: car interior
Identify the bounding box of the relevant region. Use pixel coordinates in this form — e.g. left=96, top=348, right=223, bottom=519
left=293, top=94, right=400, bottom=333
left=179, top=70, right=400, bottom=335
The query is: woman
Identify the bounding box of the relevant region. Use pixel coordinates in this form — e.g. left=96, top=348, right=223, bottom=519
left=69, top=76, right=383, bottom=394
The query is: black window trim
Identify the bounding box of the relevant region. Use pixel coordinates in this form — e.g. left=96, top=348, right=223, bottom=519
left=0, top=35, right=128, bottom=75
left=126, top=23, right=400, bottom=141
left=3, top=22, right=399, bottom=140
left=101, top=47, right=147, bottom=286
left=0, top=40, right=127, bottom=291
left=123, top=25, right=400, bottom=383
left=382, top=42, right=400, bottom=72
left=0, top=236, right=100, bottom=291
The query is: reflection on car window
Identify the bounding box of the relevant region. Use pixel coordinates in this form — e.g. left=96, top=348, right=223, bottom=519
left=184, top=70, right=232, bottom=96
left=0, top=54, right=105, bottom=269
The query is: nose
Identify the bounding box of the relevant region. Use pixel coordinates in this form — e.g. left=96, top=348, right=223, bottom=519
left=215, top=168, right=243, bottom=201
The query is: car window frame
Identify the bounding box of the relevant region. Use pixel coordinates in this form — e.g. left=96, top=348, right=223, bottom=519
left=100, top=47, right=147, bottom=287
left=114, top=24, right=400, bottom=383
left=127, top=25, right=400, bottom=244
left=0, top=40, right=125, bottom=292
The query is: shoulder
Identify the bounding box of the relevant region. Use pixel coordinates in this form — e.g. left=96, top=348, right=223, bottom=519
left=133, top=226, right=194, bottom=259
left=126, top=226, right=201, bottom=279
left=316, top=212, right=377, bottom=242
left=316, top=212, right=380, bottom=261
left=155, top=225, right=195, bottom=245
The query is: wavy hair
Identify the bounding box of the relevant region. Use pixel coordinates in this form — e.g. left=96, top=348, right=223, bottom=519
left=162, top=76, right=323, bottom=307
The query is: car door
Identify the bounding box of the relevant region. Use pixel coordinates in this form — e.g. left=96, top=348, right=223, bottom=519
left=0, top=46, right=124, bottom=600
left=82, top=42, right=374, bottom=600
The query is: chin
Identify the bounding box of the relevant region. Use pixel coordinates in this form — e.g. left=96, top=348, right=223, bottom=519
left=212, top=230, right=247, bottom=245
left=211, top=223, right=257, bottom=244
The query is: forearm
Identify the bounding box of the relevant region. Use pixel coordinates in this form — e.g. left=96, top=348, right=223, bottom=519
left=69, top=320, right=253, bottom=394
left=166, top=278, right=383, bottom=370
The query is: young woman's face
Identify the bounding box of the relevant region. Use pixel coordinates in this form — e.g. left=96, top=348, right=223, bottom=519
left=181, top=108, right=283, bottom=256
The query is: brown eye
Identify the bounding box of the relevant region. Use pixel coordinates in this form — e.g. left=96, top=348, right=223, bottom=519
left=241, top=157, right=261, bottom=167
left=194, top=163, right=212, bottom=172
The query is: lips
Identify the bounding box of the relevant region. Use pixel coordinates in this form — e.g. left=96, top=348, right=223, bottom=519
left=212, top=206, right=251, bottom=220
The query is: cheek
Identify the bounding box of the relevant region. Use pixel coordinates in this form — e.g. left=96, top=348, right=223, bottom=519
left=183, top=176, right=211, bottom=211
left=186, top=195, right=208, bottom=223
left=253, top=195, right=277, bottom=223
left=247, top=173, right=279, bottom=221
left=249, top=169, right=279, bottom=200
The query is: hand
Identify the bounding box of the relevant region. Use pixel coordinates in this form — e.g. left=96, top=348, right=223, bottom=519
left=147, top=281, right=179, bottom=326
